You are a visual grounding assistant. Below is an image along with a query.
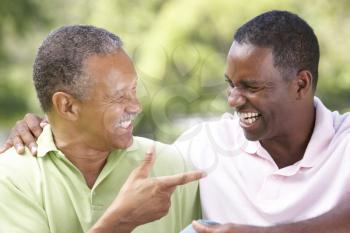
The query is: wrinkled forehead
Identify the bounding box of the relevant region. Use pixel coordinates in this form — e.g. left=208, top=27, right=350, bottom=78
left=105, top=68, right=138, bottom=91
left=83, top=49, right=138, bottom=88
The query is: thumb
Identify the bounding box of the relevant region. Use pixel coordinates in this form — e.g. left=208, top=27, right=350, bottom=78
left=134, top=145, right=156, bottom=178
left=192, top=220, right=211, bottom=233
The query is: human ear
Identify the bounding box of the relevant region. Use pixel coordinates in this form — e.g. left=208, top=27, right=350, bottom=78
left=295, top=70, right=313, bottom=99
left=51, top=92, right=80, bottom=121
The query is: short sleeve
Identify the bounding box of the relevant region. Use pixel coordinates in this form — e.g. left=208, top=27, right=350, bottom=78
left=0, top=171, right=50, bottom=232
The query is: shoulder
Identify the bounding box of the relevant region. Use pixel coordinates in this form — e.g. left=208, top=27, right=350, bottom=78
left=315, top=97, right=350, bottom=135
left=332, top=111, right=350, bottom=135
left=330, top=114, right=350, bottom=149
left=175, top=113, right=241, bottom=145
left=0, top=147, right=40, bottom=173
left=0, top=147, right=41, bottom=194
left=173, top=113, right=243, bottom=168
left=318, top=110, right=350, bottom=160
left=0, top=148, right=49, bottom=232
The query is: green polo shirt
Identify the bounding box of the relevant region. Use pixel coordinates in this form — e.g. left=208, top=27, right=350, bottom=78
left=0, top=126, right=201, bottom=233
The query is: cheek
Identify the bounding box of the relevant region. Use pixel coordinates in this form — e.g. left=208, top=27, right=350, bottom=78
left=78, top=107, right=104, bottom=129
left=244, top=92, right=265, bottom=107
left=102, top=104, right=125, bottom=130
left=226, top=87, right=232, bottom=97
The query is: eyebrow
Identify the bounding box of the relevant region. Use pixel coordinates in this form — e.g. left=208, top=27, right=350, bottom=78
left=224, top=74, right=263, bottom=86
left=224, top=74, right=233, bottom=84
left=241, top=80, right=264, bottom=86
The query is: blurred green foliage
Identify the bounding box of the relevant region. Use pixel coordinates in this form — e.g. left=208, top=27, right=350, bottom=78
left=0, top=0, right=349, bottom=142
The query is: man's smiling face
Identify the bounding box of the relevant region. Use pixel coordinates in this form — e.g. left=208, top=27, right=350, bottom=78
left=76, top=49, right=141, bottom=150
left=225, top=42, right=297, bottom=142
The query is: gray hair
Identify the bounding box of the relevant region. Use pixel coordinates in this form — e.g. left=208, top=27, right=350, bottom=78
left=33, top=25, right=123, bottom=112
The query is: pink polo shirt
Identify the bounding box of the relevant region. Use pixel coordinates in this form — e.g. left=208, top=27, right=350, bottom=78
left=174, top=97, right=350, bottom=226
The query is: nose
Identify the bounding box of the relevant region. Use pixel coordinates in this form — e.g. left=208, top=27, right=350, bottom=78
left=126, top=94, right=142, bottom=114
left=227, top=87, right=246, bottom=109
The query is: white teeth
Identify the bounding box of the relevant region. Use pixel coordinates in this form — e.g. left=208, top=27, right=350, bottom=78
left=120, top=120, right=131, bottom=128
left=121, top=120, right=131, bottom=128
left=245, top=117, right=257, bottom=125
left=238, top=111, right=260, bottom=125
left=238, top=112, right=260, bottom=119
left=117, top=114, right=137, bottom=129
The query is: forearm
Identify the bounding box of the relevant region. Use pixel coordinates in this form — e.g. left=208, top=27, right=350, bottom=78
left=266, top=209, right=350, bottom=233
left=238, top=201, right=350, bottom=233
left=88, top=221, right=135, bottom=233
left=88, top=224, right=134, bottom=233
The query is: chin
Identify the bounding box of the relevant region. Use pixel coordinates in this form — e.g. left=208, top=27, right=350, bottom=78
left=112, top=135, right=134, bottom=149
left=243, top=131, right=261, bottom=142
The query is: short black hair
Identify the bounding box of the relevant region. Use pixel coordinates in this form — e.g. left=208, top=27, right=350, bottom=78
left=33, top=25, right=123, bottom=112
left=234, top=10, right=320, bottom=90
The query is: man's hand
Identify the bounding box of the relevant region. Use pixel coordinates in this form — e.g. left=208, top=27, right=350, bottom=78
left=192, top=221, right=261, bottom=233
left=90, top=146, right=206, bottom=233
left=0, top=113, right=47, bottom=155
left=192, top=221, right=236, bottom=233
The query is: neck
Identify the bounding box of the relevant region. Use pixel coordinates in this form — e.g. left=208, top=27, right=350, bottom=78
left=261, top=103, right=316, bottom=169
left=50, top=120, right=111, bottom=189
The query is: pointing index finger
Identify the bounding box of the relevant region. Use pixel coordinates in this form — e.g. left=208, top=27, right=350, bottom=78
left=158, top=170, right=206, bottom=188
left=0, top=140, right=12, bottom=154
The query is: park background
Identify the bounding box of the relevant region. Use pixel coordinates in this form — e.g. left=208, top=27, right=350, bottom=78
left=0, top=0, right=349, bottom=144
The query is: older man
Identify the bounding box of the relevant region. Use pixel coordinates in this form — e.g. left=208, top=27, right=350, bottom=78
left=3, top=10, right=350, bottom=233
left=0, top=25, right=203, bottom=233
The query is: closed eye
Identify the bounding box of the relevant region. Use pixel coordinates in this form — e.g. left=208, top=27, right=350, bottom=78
left=109, top=96, right=124, bottom=104
left=241, top=80, right=264, bottom=92
left=247, top=85, right=261, bottom=91
left=224, top=76, right=234, bottom=88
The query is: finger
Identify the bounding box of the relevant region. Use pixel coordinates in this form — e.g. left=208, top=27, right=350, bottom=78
left=134, top=145, right=156, bottom=178
left=16, top=123, right=38, bottom=154
left=40, top=114, right=49, bottom=128
left=39, top=121, right=48, bottom=128
left=29, top=143, right=37, bottom=155
left=159, top=170, right=206, bottom=188
left=0, top=140, right=13, bottom=154
left=192, top=221, right=212, bottom=233
left=13, top=136, right=25, bottom=154
left=25, top=113, right=44, bottom=137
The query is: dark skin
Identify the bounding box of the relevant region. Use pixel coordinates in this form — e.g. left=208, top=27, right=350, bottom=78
left=1, top=43, right=349, bottom=233
left=225, top=42, right=315, bottom=169
left=191, top=200, right=350, bottom=233
left=0, top=113, right=47, bottom=155
left=0, top=50, right=206, bottom=233
left=188, top=42, right=350, bottom=232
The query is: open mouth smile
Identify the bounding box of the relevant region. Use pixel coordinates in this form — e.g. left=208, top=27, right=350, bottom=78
left=117, top=114, right=137, bottom=129
left=238, top=112, right=262, bottom=126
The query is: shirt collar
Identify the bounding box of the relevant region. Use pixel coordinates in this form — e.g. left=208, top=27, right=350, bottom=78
left=36, top=125, right=60, bottom=158
left=36, top=125, right=139, bottom=158
left=237, top=97, right=335, bottom=168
